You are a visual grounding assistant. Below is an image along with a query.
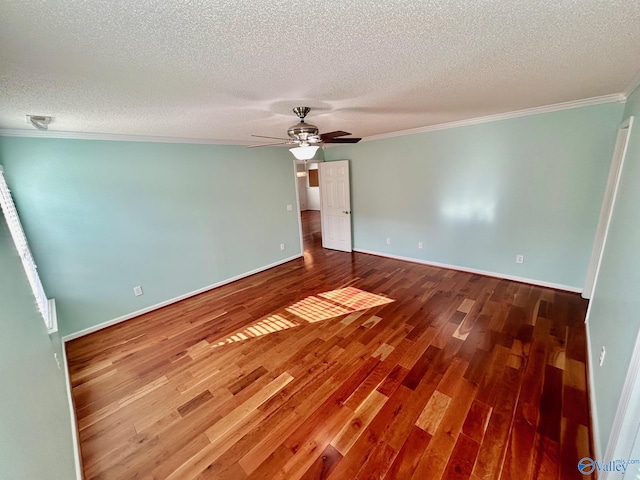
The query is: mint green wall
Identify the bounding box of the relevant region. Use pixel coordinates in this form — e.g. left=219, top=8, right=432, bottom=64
left=587, top=86, right=640, bottom=452
left=0, top=219, right=76, bottom=478
left=325, top=103, right=624, bottom=289
left=0, top=139, right=301, bottom=335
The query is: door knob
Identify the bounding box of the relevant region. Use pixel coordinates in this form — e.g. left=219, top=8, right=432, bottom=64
left=342, top=211, right=351, bottom=214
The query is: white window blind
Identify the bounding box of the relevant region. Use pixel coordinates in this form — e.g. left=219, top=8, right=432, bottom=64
left=0, top=169, right=56, bottom=333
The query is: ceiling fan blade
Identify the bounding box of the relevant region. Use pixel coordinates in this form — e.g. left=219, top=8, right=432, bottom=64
left=320, top=130, right=351, bottom=140
left=247, top=142, right=291, bottom=148
left=323, top=137, right=362, bottom=144
left=251, top=134, right=291, bottom=141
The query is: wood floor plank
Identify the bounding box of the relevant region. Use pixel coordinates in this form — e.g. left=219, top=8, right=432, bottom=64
left=298, top=444, right=342, bottom=480
left=331, top=389, right=388, bottom=455
left=164, top=373, right=294, bottom=479
left=411, top=377, right=476, bottom=480
left=472, top=366, right=523, bottom=479
left=205, top=372, right=294, bottom=444
left=66, top=211, right=595, bottom=480
left=383, top=425, right=432, bottom=480
left=442, top=433, right=481, bottom=480
left=237, top=409, right=301, bottom=475
left=500, top=399, right=536, bottom=480
left=462, top=399, right=492, bottom=444
left=538, top=365, right=564, bottom=442
left=177, top=389, right=214, bottom=417
left=277, top=405, right=354, bottom=480
left=416, top=390, right=451, bottom=435
left=353, top=441, right=396, bottom=480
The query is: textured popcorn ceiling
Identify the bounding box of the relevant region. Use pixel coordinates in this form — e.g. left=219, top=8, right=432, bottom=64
left=0, top=0, right=639, bottom=142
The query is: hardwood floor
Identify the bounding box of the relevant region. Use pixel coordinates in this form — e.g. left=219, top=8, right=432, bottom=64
left=67, top=210, right=594, bottom=479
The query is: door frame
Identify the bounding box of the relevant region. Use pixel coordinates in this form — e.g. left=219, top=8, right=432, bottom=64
left=583, top=117, right=634, bottom=299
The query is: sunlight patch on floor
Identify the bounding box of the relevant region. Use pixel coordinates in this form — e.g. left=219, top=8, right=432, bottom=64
left=318, top=287, right=394, bottom=311
left=285, top=296, right=352, bottom=323
left=212, top=287, right=394, bottom=348
left=213, top=314, right=299, bottom=348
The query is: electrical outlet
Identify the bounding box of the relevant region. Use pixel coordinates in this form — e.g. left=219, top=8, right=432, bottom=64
left=386, top=238, right=391, bottom=245
left=133, top=285, right=143, bottom=296
left=286, top=204, right=293, bottom=211
left=599, top=346, right=606, bottom=366
left=280, top=243, right=285, bottom=251
left=418, top=242, right=423, bottom=249
left=516, top=254, right=524, bottom=264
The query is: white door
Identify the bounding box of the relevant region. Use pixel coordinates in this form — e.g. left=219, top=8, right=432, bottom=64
left=583, top=117, right=634, bottom=299
left=319, top=160, right=352, bottom=252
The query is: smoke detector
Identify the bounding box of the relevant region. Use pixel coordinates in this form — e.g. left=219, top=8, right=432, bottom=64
left=27, top=115, right=53, bottom=131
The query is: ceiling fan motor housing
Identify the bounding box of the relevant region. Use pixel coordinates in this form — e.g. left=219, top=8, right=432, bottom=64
left=250, top=106, right=360, bottom=147
left=288, top=106, right=320, bottom=141
left=287, top=122, right=319, bottom=141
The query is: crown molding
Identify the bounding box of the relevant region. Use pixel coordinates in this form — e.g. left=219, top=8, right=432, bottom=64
left=0, top=128, right=251, bottom=146
left=362, top=93, right=626, bottom=142
left=0, top=92, right=629, bottom=145
left=623, top=67, right=640, bottom=99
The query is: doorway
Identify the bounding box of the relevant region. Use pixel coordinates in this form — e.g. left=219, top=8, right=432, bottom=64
left=294, top=159, right=353, bottom=254
left=295, top=160, right=322, bottom=253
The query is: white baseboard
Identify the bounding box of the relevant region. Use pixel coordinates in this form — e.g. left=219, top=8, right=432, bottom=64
left=353, top=248, right=582, bottom=293
left=62, top=254, right=303, bottom=342
left=61, top=342, right=83, bottom=479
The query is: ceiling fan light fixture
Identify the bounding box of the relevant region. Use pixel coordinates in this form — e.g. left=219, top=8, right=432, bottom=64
left=289, top=145, right=319, bottom=160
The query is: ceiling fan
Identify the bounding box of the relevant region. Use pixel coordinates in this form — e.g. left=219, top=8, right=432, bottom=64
left=250, top=107, right=361, bottom=159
